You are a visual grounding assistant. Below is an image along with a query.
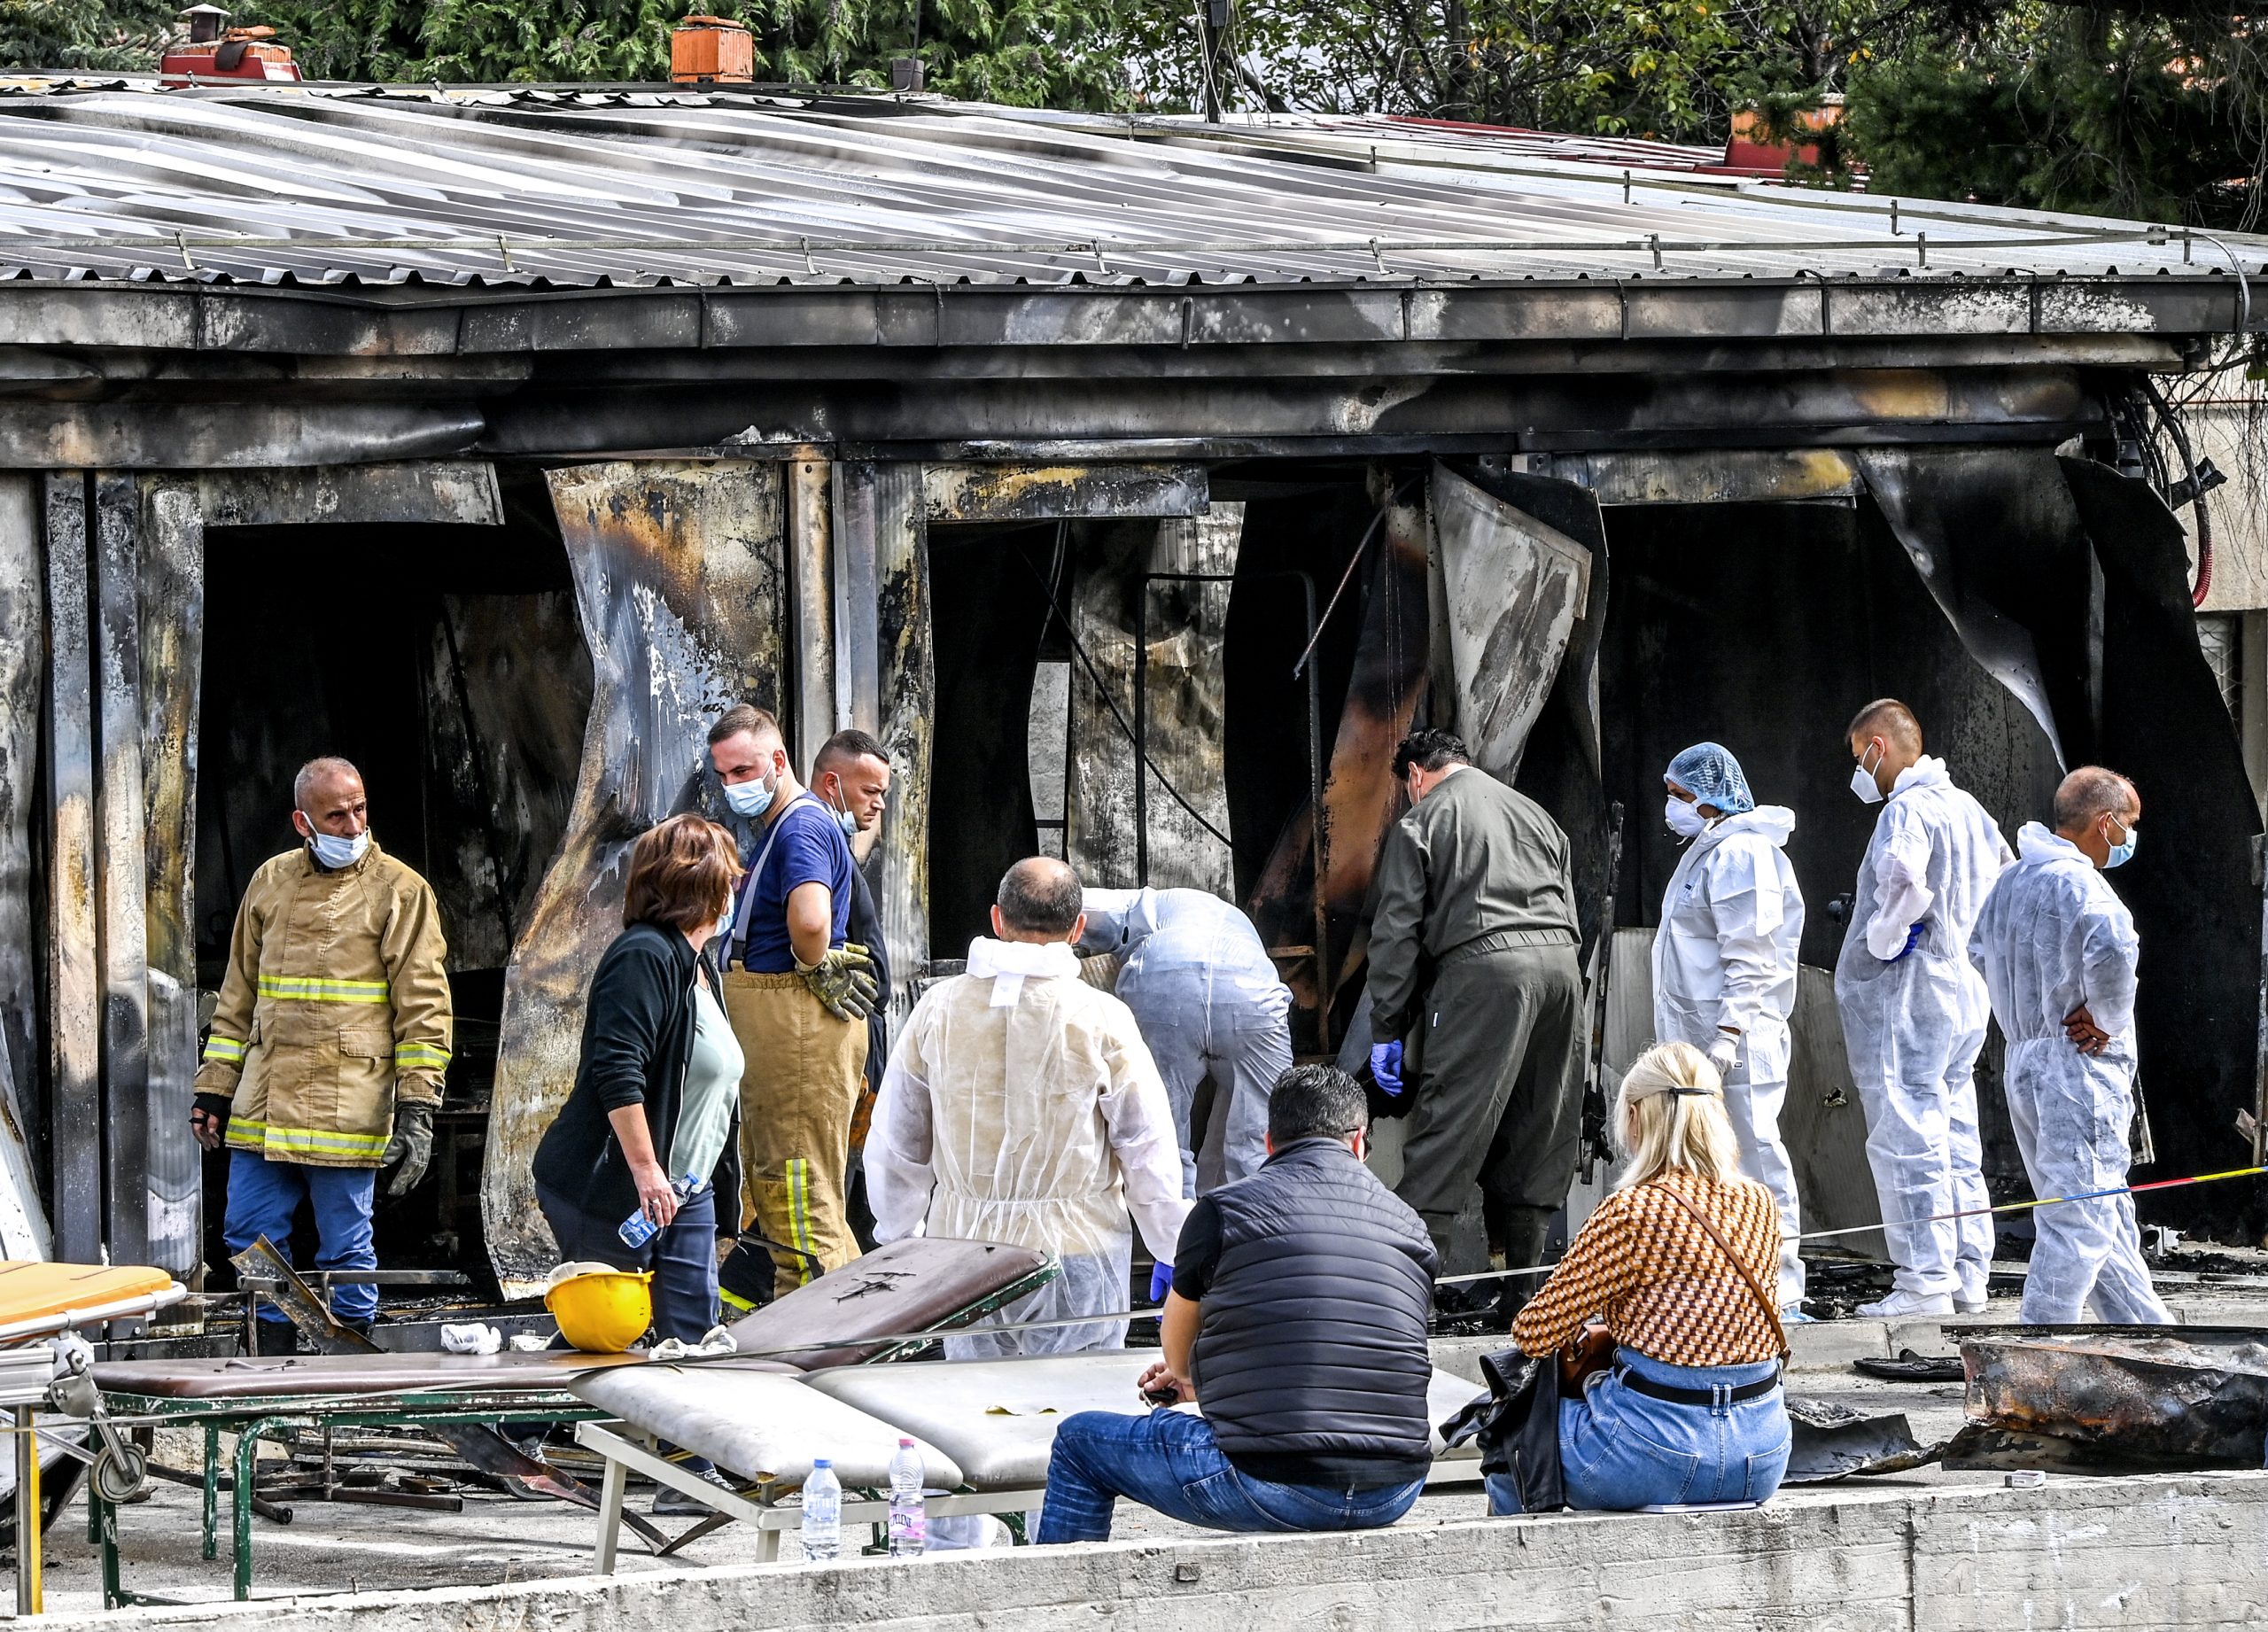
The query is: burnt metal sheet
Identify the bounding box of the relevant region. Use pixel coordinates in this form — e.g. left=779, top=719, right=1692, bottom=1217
left=1529, top=448, right=1860, bottom=506
left=0, top=88, right=2255, bottom=300
left=2061, top=456, right=2264, bottom=1211
left=786, top=453, right=835, bottom=768
left=0, top=477, right=41, bottom=1172
left=835, top=459, right=932, bottom=1007
left=1855, top=447, right=2095, bottom=765
left=922, top=464, right=1208, bottom=524
left=1065, top=510, right=1242, bottom=895
left=91, top=473, right=151, bottom=1267
left=136, top=478, right=202, bottom=1276
left=1961, top=1328, right=2268, bottom=1470
left=43, top=472, right=100, bottom=1266
left=0, top=402, right=485, bottom=471
left=1430, top=460, right=1588, bottom=783
left=1782, top=1396, right=1922, bottom=1483
left=195, top=462, right=502, bottom=528
left=484, top=460, right=786, bottom=1295
left=1249, top=476, right=1430, bottom=1022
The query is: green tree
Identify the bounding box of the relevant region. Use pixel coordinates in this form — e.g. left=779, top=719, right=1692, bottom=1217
left=0, top=0, right=174, bottom=69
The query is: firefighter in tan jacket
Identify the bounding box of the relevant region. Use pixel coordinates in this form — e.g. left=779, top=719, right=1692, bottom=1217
left=190, top=758, right=451, bottom=1351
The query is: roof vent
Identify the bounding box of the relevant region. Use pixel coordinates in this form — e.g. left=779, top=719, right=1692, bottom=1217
left=889, top=58, right=925, bottom=93
left=162, top=5, right=304, bottom=84
left=672, top=15, right=754, bottom=85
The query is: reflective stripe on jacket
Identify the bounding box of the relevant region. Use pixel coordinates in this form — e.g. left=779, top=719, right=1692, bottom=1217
left=194, top=840, right=452, bottom=1169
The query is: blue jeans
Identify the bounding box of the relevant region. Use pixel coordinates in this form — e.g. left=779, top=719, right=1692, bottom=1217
left=223, top=1151, right=378, bottom=1325
left=536, top=1182, right=719, bottom=1345
left=1487, top=1348, right=1790, bottom=1514
left=1037, top=1408, right=1425, bottom=1543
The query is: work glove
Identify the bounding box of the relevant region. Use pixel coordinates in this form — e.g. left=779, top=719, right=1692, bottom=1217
left=1705, top=1032, right=1740, bottom=1078
left=1369, top=1039, right=1405, bottom=1098
left=383, top=1100, right=436, bottom=1197
left=1887, top=922, right=1925, bottom=962
left=1148, top=1262, right=1174, bottom=1302
left=797, top=944, right=881, bottom=1022
left=190, top=1092, right=233, bottom=1151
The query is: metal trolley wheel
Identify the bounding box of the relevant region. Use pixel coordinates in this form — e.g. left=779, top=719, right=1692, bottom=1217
left=90, top=1442, right=148, bottom=1507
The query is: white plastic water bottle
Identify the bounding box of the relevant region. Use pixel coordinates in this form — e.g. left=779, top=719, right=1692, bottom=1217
left=800, top=1459, right=841, bottom=1563
left=887, top=1437, right=927, bottom=1557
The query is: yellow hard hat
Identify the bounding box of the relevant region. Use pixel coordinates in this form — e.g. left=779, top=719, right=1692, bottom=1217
left=544, top=1262, right=653, bottom=1354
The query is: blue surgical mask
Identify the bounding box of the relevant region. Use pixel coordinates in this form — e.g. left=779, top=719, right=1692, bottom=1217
left=722, top=776, right=775, bottom=820
left=2105, top=816, right=2137, bottom=869
left=309, top=829, right=370, bottom=869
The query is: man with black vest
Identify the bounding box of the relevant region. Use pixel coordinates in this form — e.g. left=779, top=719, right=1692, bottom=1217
left=1035, top=1063, right=1436, bottom=1542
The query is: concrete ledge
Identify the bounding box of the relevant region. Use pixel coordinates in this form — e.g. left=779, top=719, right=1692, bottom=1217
left=40, top=1471, right=2268, bottom=1631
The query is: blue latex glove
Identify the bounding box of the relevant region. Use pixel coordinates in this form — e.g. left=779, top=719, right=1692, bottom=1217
left=1148, top=1262, right=1174, bottom=1302
left=1370, top=1039, right=1405, bottom=1097
left=1888, top=922, right=1924, bottom=961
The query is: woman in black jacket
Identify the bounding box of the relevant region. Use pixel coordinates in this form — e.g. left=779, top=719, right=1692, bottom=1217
left=532, top=813, right=744, bottom=1349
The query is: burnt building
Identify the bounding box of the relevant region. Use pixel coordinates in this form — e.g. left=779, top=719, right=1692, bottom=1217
left=0, top=80, right=2258, bottom=1292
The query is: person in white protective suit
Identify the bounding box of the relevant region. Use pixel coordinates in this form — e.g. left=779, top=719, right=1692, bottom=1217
left=1654, top=742, right=1811, bottom=1316
left=1076, top=887, right=1294, bottom=1198
left=1834, top=699, right=2013, bottom=1319
left=865, top=857, right=1191, bottom=1358
left=1969, top=767, right=2170, bottom=1326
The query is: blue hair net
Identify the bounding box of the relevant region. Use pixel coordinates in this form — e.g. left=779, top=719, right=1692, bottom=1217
left=1665, top=742, right=1755, bottom=815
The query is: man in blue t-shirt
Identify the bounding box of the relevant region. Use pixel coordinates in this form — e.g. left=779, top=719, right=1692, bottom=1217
left=706, top=704, right=878, bottom=1289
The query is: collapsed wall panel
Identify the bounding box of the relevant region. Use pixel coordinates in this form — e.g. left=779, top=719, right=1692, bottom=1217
left=0, top=478, right=42, bottom=1184
left=43, top=474, right=98, bottom=1264
left=485, top=462, right=785, bottom=1294
left=91, top=474, right=151, bottom=1267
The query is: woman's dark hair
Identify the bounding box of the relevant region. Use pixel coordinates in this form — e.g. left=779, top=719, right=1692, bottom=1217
left=623, top=813, right=743, bottom=933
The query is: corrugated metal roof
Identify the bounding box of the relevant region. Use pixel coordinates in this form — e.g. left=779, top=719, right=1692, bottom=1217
left=0, top=81, right=2257, bottom=293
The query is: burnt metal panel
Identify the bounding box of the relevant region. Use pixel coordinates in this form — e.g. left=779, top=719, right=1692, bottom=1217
left=1248, top=475, right=1431, bottom=1024
left=835, top=460, right=932, bottom=999
left=43, top=472, right=100, bottom=1265
left=136, top=478, right=202, bottom=1276
left=0, top=402, right=487, bottom=471
left=1961, top=1330, right=2268, bottom=1470
left=786, top=453, right=835, bottom=769
left=2061, top=455, right=2264, bottom=1216
left=484, top=460, right=786, bottom=1295
left=196, top=462, right=502, bottom=528
left=1065, top=510, right=1242, bottom=895
left=921, top=464, right=1208, bottom=524
left=1429, top=460, right=1588, bottom=783
left=0, top=477, right=40, bottom=1166
left=91, top=472, right=151, bottom=1267
left=1855, top=447, right=2097, bottom=765
left=1528, top=449, right=1860, bottom=506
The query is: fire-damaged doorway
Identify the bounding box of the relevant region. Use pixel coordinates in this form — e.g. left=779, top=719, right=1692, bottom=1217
left=193, top=485, right=592, bottom=1294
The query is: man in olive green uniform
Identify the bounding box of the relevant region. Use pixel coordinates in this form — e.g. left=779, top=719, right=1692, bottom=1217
left=1368, top=729, right=1583, bottom=1282
left=190, top=758, right=451, bottom=1350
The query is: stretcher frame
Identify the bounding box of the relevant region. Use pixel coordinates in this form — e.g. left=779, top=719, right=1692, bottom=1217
left=87, top=1253, right=1063, bottom=1605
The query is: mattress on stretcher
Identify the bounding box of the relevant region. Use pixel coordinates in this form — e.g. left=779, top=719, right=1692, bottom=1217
left=0, top=1261, right=173, bottom=1325
left=725, top=1236, right=1051, bottom=1370
left=804, top=1354, right=1485, bottom=1492
left=573, top=1364, right=963, bottom=1489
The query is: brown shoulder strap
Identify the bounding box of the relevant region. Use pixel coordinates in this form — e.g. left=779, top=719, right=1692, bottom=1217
left=1653, top=1182, right=1790, bottom=1360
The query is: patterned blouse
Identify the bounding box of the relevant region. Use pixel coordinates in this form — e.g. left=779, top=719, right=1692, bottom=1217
left=1511, top=1170, right=1785, bottom=1368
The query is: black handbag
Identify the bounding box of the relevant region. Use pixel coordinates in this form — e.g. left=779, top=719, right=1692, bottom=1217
left=1441, top=1345, right=1567, bottom=1513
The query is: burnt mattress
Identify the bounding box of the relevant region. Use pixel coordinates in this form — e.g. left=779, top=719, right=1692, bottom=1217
left=724, top=1236, right=1052, bottom=1369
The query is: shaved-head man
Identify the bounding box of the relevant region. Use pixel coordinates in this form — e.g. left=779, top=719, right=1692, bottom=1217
left=865, top=857, right=1187, bottom=1359
left=1969, top=767, right=2169, bottom=1325
left=192, top=757, right=452, bottom=1351
left=1833, top=699, right=2013, bottom=1318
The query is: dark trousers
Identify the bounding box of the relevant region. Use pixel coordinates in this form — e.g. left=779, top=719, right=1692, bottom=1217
left=1394, top=943, right=1585, bottom=1268
left=535, top=1182, right=720, bottom=1346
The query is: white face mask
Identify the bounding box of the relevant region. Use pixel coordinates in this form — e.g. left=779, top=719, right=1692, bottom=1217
left=309, top=829, right=370, bottom=869
left=1850, top=743, right=1886, bottom=804
left=1663, top=796, right=1707, bottom=839
left=722, top=774, right=775, bottom=820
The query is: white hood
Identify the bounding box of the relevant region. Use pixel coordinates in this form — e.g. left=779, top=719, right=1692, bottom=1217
left=2015, top=820, right=2088, bottom=868
left=966, top=936, right=1081, bottom=1007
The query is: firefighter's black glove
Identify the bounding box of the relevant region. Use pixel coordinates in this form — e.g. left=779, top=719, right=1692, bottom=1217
left=383, top=1100, right=437, bottom=1197
left=190, top=1093, right=232, bottom=1151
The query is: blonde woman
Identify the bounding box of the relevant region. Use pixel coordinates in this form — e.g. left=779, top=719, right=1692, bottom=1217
left=1489, top=1042, right=1791, bottom=1513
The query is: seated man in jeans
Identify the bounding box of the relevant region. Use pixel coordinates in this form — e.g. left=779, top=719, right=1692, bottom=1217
left=1037, top=1063, right=1437, bottom=1542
